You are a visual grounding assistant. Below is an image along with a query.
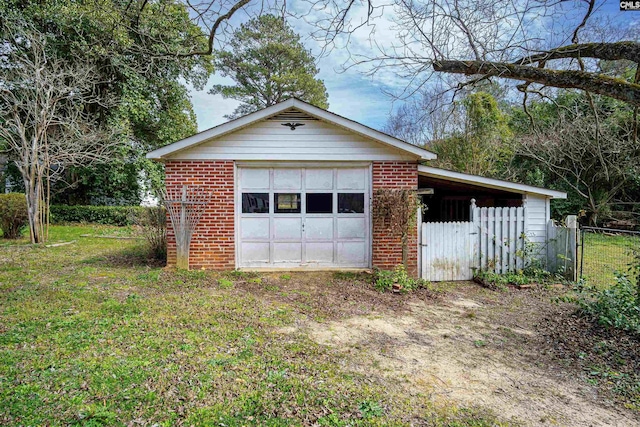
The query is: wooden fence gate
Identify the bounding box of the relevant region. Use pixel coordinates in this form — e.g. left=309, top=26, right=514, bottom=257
left=420, top=201, right=528, bottom=281
left=421, top=221, right=476, bottom=281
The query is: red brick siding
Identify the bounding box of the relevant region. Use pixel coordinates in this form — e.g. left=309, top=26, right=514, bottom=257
left=372, top=161, right=419, bottom=276
left=164, top=160, right=418, bottom=274
left=165, top=161, right=235, bottom=270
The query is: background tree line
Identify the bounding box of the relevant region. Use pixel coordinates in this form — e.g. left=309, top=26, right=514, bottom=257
left=384, top=84, right=640, bottom=226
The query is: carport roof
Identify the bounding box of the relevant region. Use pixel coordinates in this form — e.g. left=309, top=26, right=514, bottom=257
left=418, top=165, right=567, bottom=199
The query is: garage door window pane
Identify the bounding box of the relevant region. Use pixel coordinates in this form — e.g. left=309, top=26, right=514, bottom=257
left=275, top=193, right=301, bottom=213
left=242, top=193, right=269, bottom=213
left=306, top=193, right=333, bottom=214
left=338, top=193, right=364, bottom=213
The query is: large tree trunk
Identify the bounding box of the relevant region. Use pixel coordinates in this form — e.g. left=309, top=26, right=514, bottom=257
left=433, top=60, right=640, bottom=107
left=24, top=181, right=40, bottom=244
left=23, top=168, right=43, bottom=244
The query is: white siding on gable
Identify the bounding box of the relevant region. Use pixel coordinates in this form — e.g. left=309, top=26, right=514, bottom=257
left=525, top=194, right=549, bottom=245
left=167, top=120, right=417, bottom=161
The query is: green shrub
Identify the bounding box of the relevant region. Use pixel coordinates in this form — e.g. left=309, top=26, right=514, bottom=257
left=373, top=265, right=426, bottom=293
left=574, top=274, right=640, bottom=335
left=50, top=205, right=144, bottom=226
left=0, top=193, right=28, bottom=239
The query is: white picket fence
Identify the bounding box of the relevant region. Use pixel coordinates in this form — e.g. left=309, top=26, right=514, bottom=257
left=420, top=201, right=577, bottom=281
left=474, top=205, right=527, bottom=274
left=420, top=202, right=527, bottom=281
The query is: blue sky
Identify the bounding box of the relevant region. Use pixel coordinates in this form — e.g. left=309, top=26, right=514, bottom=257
left=190, top=68, right=396, bottom=131
left=189, top=0, right=639, bottom=133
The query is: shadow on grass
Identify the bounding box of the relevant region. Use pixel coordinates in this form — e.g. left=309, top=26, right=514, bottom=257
left=81, top=245, right=166, bottom=269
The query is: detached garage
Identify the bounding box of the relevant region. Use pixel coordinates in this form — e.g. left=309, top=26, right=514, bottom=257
left=147, top=98, right=566, bottom=278
left=147, top=98, right=433, bottom=274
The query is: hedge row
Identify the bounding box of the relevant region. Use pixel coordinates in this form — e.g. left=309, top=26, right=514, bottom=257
left=50, top=205, right=146, bottom=226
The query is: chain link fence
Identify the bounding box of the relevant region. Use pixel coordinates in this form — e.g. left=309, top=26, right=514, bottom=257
left=579, top=226, right=640, bottom=288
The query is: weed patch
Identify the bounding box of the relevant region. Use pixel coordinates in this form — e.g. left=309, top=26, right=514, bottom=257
left=218, top=278, right=234, bottom=289
left=373, top=265, right=429, bottom=293
left=573, top=274, right=640, bottom=336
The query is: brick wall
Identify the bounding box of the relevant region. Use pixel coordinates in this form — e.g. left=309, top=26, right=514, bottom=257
left=371, top=161, right=419, bottom=276
left=165, top=160, right=235, bottom=270
left=164, top=160, right=418, bottom=274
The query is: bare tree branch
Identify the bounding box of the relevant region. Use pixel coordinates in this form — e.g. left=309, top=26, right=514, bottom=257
left=517, top=109, right=638, bottom=225
left=303, top=0, right=638, bottom=111
left=194, top=0, right=252, bottom=56
left=513, top=41, right=640, bottom=65
left=0, top=20, right=118, bottom=243
left=433, top=59, right=640, bottom=107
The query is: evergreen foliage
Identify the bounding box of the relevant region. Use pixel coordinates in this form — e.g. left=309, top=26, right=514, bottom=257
left=210, top=14, right=328, bottom=119
left=50, top=205, right=144, bottom=226
left=430, top=92, right=514, bottom=177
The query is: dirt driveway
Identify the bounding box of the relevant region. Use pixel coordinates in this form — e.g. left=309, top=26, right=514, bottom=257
left=255, top=275, right=638, bottom=426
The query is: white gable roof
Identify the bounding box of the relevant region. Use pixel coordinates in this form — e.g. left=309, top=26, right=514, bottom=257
left=147, top=98, right=437, bottom=161
left=418, top=165, right=567, bottom=199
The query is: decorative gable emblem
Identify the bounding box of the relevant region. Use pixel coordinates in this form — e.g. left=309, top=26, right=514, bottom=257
left=281, top=122, right=305, bottom=131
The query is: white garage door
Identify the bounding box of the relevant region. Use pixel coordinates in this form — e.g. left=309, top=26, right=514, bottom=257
left=237, top=167, right=370, bottom=268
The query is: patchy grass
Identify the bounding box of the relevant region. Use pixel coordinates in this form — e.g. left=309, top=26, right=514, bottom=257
left=308, top=280, right=639, bottom=425
left=0, top=225, right=506, bottom=426
left=580, top=232, right=638, bottom=288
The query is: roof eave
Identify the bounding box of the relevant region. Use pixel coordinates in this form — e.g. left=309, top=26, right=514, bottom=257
left=146, top=98, right=437, bottom=161
left=418, top=165, right=567, bottom=199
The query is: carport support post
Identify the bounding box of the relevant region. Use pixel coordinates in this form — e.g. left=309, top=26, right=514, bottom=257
left=417, top=205, right=422, bottom=278
left=469, top=199, right=479, bottom=272
left=469, top=199, right=477, bottom=222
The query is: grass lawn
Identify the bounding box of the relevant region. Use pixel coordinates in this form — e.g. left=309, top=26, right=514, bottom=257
left=580, top=231, right=639, bottom=288
left=0, top=225, right=506, bottom=426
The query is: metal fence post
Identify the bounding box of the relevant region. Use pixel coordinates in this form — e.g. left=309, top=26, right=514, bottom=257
left=579, top=227, right=585, bottom=281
